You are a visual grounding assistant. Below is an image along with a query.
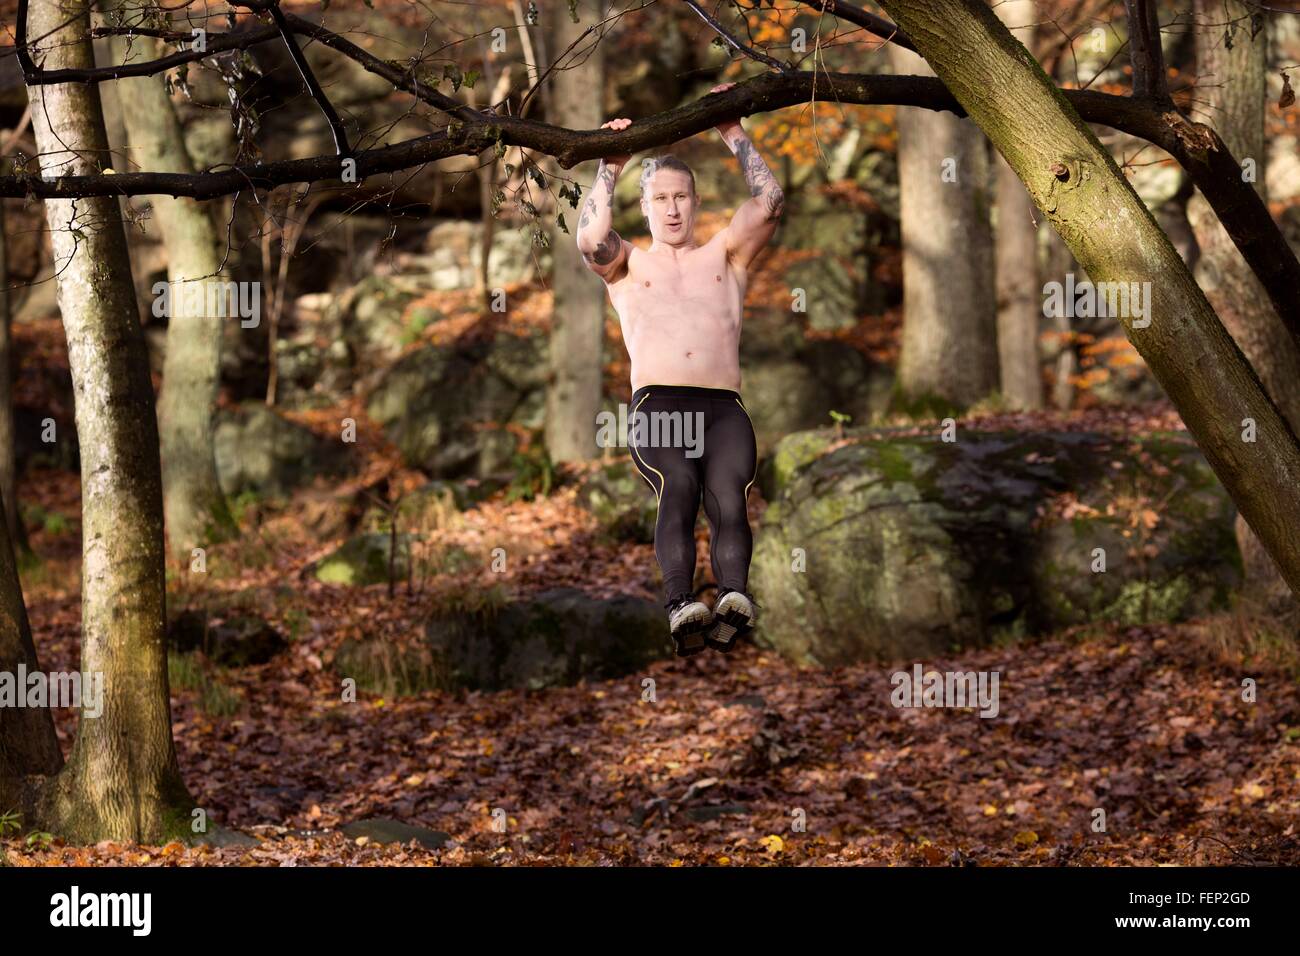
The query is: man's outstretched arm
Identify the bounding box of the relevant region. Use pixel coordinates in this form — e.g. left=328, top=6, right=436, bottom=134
left=576, top=118, right=633, bottom=281
left=711, top=84, right=785, bottom=271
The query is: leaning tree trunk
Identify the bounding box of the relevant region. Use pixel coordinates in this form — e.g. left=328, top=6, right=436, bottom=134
left=887, top=42, right=998, bottom=410
left=25, top=0, right=193, bottom=841
left=0, top=480, right=62, bottom=818
left=992, top=0, right=1043, bottom=409
left=876, top=0, right=1300, bottom=596
left=109, top=21, right=235, bottom=558
left=544, top=0, right=607, bottom=462
left=1185, top=1, right=1300, bottom=616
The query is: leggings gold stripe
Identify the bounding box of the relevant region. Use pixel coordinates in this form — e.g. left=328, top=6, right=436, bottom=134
left=629, top=392, right=666, bottom=503
left=735, top=397, right=757, bottom=499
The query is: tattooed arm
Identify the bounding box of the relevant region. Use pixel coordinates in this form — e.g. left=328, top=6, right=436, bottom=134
left=576, top=118, right=633, bottom=281
left=710, top=85, right=784, bottom=271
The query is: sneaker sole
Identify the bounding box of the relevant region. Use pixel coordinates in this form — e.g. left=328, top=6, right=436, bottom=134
left=706, top=607, right=753, bottom=653
left=671, top=612, right=711, bottom=658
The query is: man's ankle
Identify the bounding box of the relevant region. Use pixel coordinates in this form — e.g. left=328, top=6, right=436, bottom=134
left=664, top=590, right=694, bottom=610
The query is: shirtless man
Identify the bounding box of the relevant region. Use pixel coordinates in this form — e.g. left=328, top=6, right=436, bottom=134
left=575, top=82, right=784, bottom=657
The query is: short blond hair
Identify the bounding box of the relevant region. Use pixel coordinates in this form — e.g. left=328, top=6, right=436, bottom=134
left=639, top=155, right=696, bottom=198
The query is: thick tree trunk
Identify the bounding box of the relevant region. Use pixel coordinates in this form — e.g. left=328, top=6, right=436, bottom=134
left=1185, top=1, right=1300, bottom=615
left=108, top=23, right=234, bottom=557
left=25, top=0, right=193, bottom=841
left=887, top=43, right=998, bottom=409
left=992, top=0, right=1043, bottom=409
left=544, top=0, right=606, bottom=462
left=876, top=0, right=1300, bottom=597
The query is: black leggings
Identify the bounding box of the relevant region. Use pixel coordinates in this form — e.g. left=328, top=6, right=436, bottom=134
left=628, top=384, right=758, bottom=604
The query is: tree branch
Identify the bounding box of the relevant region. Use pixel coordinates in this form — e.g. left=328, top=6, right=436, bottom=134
left=266, top=2, right=350, bottom=157
left=1125, top=0, right=1172, bottom=104
left=797, top=0, right=917, bottom=53
left=5, top=5, right=1297, bottom=338
left=681, top=0, right=795, bottom=71
left=32, top=13, right=484, bottom=123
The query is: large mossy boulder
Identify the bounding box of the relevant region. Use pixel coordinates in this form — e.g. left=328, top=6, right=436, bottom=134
left=759, top=428, right=839, bottom=498
left=214, top=403, right=348, bottom=496
left=424, top=587, right=669, bottom=690
left=750, top=428, right=1239, bottom=665
left=366, top=331, right=548, bottom=477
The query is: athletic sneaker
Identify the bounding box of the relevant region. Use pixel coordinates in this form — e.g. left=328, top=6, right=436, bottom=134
left=666, top=593, right=711, bottom=657
left=706, top=588, right=757, bottom=652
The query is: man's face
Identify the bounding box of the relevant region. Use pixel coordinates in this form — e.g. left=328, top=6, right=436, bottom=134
left=640, top=168, right=697, bottom=246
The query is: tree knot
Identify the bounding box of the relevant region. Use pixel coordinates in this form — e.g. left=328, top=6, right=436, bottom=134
left=1044, top=157, right=1088, bottom=213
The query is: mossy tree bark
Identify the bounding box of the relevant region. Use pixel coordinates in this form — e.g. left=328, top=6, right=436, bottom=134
left=887, top=42, right=998, bottom=410
left=25, top=0, right=194, bottom=841
left=1185, top=1, right=1300, bottom=615
left=992, top=0, right=1044, bottom=410
left=875, top=0, right=1300, bottom=597
left=544, top=0, right=606, bottom=462
left=107, top=10, right=235, bottom=558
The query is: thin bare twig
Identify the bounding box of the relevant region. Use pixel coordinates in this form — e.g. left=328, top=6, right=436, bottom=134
left=266, top=2, right=351, bottom=157
left=680, top=0, right=794, bottom=72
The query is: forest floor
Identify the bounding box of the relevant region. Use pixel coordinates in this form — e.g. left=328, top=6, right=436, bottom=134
left=5, top=402, right=1300, bottom=867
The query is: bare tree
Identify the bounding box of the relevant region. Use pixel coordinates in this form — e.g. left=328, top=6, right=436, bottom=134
left=19, top=0, right=193, bottom=841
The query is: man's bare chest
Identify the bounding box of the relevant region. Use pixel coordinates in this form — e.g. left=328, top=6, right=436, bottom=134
left=609, top=244, right=741, bottom=314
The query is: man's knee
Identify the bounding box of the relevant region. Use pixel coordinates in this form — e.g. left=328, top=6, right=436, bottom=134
left=661, top=476, right=701, bottom=509
left=705, top=481, right=750, bottom=518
